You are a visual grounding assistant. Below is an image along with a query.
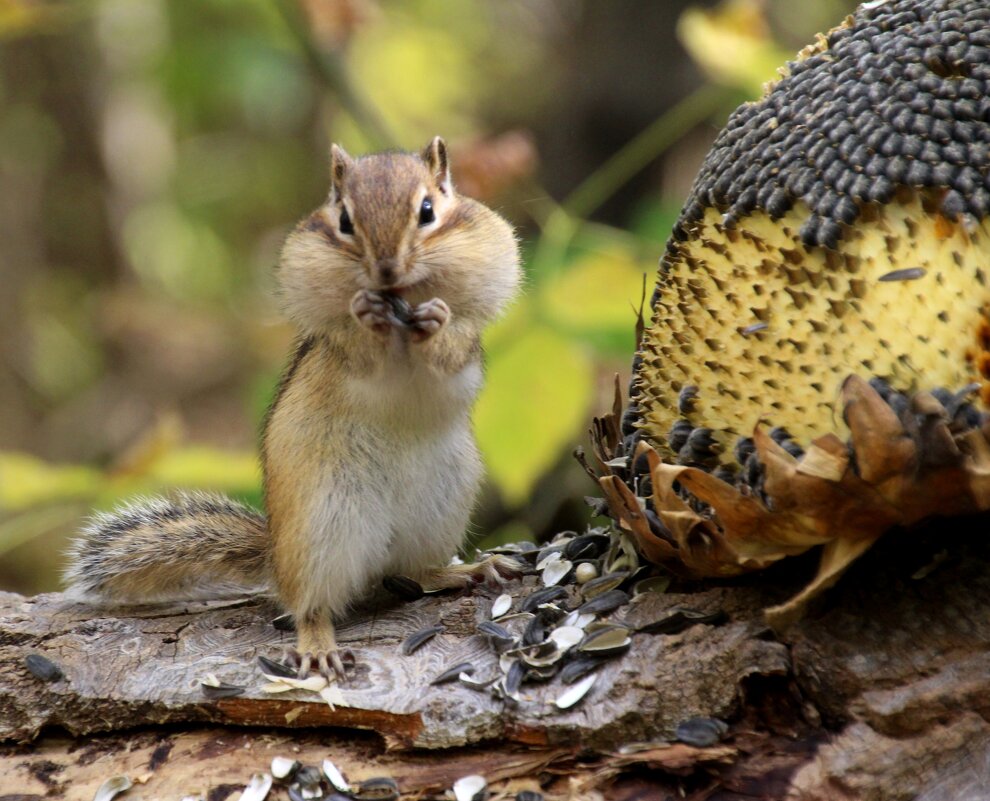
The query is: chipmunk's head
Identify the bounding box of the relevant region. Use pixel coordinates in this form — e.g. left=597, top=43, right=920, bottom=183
left=324, top=136, right=457, bottom=290
left=279, top=136, right=520, bottom=335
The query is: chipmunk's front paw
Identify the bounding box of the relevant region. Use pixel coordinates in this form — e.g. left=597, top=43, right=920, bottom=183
left=283, top=646, right=352, bottom=681
left=350, top=289, right=393, bottom=337
left=409, top=297, right=450, bottom=343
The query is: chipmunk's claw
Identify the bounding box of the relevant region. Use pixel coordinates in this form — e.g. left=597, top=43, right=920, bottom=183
left=283, top=647, right=351, bottom=681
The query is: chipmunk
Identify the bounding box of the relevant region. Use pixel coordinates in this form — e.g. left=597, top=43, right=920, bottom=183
left=64, top=137, right=522, bottom=678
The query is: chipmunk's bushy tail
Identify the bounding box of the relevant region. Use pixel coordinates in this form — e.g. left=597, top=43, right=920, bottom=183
left=64, top=492, right=270, bottom=601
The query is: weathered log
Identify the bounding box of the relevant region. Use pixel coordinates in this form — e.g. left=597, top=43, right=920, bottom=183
left=1, top=523, right=990, bottom=799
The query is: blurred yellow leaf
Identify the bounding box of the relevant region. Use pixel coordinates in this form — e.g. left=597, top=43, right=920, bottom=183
left=0, top=0, right=60, bottom=37
left=144, top=447, right=261, bottom=492
left=541, top=245, right=646, bottom=338
left=0, top=452, right=102, bottom=512
left=475, top=327, right=593, bottom=507
left=678, top=0, right=792, bottom=97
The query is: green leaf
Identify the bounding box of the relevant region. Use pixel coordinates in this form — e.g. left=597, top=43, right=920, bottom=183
left=475, top=327, right=593, bottom=507
left=541, top=244, right=646, bottom=355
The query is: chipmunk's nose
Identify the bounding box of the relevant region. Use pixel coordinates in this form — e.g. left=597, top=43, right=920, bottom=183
left=375, top=258, right=398, bottom=287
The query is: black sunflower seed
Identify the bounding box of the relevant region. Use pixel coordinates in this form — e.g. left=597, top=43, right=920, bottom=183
left=258, top=654, right=297, bottom=678
left=637, top=607, right=728, bottom=635
left=25, top=654, right=63, bottom=683
left=520, top=586, right=567, bottom=613
left=201, top=682, right=245, bottom=699
left=271, top=613, right=296, bottom=632
left=430, top=661, right=475, bottom=685
left=382, top=575, right=425, bottom=601
left=577, top=589, right=630, bottom=616
left=675, top=716, right=729, bottom=747
left=402, top=624, right=443, bottom=655
left=560, top=655, right=608, bottom=685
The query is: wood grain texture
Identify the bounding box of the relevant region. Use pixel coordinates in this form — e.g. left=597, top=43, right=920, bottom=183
left=0, top=576, right=789, bottom=750
left=4, top=524, right=990, bottom=800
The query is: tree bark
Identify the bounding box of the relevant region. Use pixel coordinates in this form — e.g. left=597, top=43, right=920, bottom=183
left=2, top=522, right=988, bottom=799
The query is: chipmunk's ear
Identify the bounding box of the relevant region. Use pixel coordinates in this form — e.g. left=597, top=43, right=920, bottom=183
left=330, top=144, right=353, bottom=200
left=422, top=136, right=452, bottom=194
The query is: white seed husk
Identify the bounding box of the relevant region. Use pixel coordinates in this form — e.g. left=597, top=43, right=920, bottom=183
left=453, top=773, right=488, bottom=801
left=542, top=557, right=573, bottom=587
left=555, top=672, right=597, bottom=709
left=94, top=776, right=133, bottom=801
left=561, top=610, right=596, bottom=629
left=491, top=593, right=512, bottom=618
left=260, top=674, right=328, bottom=693
left=201, top=673, right=221, bottom=687
left=535, top=550, right=563, bottom=571
left=549, top=625, right=585, bottom=652
left=459, top=672, right=498, bottom=690
left=322, top=759, right=351, bottom=792
left=270, top=756, right=300, bottom=780
left=236, top=773, right=273, bottom=801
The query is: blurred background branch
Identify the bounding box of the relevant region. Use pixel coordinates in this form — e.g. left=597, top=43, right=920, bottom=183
left=0, top=0, right=857, bottom=593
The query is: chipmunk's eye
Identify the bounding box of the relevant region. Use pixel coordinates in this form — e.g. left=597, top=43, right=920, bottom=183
left=339, top=207, right=354, bottom=236
left=418, top=197, right=435, bottom=226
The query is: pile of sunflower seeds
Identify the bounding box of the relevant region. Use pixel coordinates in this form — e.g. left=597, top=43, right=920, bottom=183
left=234, top=758, right=541, bottom=801
left=396, top=526, right=726, bottom=710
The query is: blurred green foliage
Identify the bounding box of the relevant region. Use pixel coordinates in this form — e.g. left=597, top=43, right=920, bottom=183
left=0, top=0, right=856, bottom=593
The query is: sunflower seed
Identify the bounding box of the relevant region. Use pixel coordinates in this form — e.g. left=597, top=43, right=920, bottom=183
left=878, top=267, right=926, bottom=282
left=543, top=553, right=573, bottom=587
left=458, top=672, right=498, bottom=690
left=577, top=589, right=630, bottom=616
left=579, top=625, right=632, bottom=656
left=515, top=641, right=562, bottom=667
left=560, top=655, right=607, bottom=684
left=525, top=662, right=559, bottom=681
left=402, top=624, right=443, bottom=655
left=581, top=572, right=629, bottom=599
left=555, top=672, right=597, bottom=709
left=561, top=610, right=596, bottom=629
left=564, top=533, right=610, bottom=561
left=515, top=792, right=544, bottom=801
left=385, top=292, right=415, bottom=325
left=548, top=625, right=585, bottom=651
left=93, top=776, right=133, bottom=801
left=271, top=757, right=301, bottom=781
left=271, top=613, right=296, bottom=632
left=258, top=655, right=297, bottom=678
left=353, top=776, right=400, bottom=800
left=503, top=659, right=526, bottom=697
left=522, top=615, right=548, bottom=646
left=535, top=546, right=565, bottom=570
left=322, top=759, right=351, bottom=792
left=201, top=681, right=245, bottom=700
left=491, top=593, right=512, bottom=618
left=382, top=575, right=425, bottom=601
left=453, top=774, right=488, bottom=801
left=478, top=620, right=512, bottom=639
left=431, top=661, right=475, bottom=685
left=636, top=607, right=728, bottom=635
left=520, top=586, right=567, bottom=613
left=675, top=716, right=729, bottom=747
left=741, top=322, right=768, bottom=336
left=25, top=654, right=63, bottom=682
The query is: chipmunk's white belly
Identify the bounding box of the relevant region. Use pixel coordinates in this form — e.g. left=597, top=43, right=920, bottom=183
left=296, top=361, right=482, bottom=615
